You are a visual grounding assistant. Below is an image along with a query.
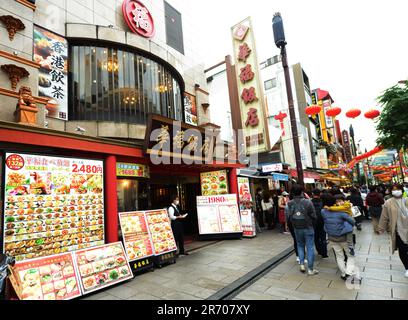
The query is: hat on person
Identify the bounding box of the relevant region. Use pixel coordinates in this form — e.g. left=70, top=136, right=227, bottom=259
left=282, top=191, right=289, bottom=196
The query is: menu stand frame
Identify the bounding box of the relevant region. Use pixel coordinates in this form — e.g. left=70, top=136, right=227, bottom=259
left=152, top=250, right=177, bottom=269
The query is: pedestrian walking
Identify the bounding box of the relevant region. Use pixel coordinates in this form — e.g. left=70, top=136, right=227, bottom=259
left=255, top=188, right=265, bottom=229
left=321, top=195, right=359, bottom=281
left=347, top=188, right=364, bottom=231
left=287, top=185, right=318, bottom=275
left=311, top=189, right=328, bottom=258
left=168, top=195, right=189, bottom=256
left=366, top=186, right=385, bottom=234
left=278, top=191, right=290, bottom=234
left=379, top=185, right=408, bottom=278
left=261, top=191, right=274, bottom=230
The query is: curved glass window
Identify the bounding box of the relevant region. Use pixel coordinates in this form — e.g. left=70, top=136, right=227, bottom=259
left=70, top=46, right=183, bottom=124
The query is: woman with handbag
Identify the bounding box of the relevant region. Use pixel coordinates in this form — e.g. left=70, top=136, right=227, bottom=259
left=366, top=186, right=385, bottom=234
left=261, top=191, right=274, bottom=230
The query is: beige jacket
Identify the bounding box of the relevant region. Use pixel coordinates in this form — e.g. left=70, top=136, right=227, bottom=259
left=379, top=197, right=408, bottom=253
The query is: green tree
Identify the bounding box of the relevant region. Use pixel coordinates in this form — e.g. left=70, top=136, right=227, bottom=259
left=376, top=81, right=408, bottom=149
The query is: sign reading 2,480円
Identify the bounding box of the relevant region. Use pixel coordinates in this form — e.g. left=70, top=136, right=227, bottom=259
left=3, top=153, right=105, bottom=262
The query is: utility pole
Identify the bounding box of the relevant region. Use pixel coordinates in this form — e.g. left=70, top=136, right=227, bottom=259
left=349, top=124, right=362, bottom=185
left=272, top=13, right=304, bottom=186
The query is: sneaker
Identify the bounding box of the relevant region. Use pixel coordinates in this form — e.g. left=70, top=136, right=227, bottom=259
left=321, top=255, right=329, bottom=259
left=405, top=270, right=408, bottom=278
left=308, top=269, right=319, bottom=276
left=300, top=265, right=306, bottom=273
left=296, top=257, right=300, bottom=264
left=341, top=274, right=351, bottom=281
left=283, top=231, right=291, bottom=235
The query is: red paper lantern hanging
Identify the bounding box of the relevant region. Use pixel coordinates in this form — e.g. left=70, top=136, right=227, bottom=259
left=364, top=109, right=380, bottom=120
left=346, top=108, right=362, bottom=119
left=274, top=111, right=288, bottom=136
left=305, top=105, right=322, bottom=116
left=326, top=107, right=342, bottom=118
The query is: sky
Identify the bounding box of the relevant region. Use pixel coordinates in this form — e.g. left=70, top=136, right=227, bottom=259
left=193, top=0, right=408, bottom=152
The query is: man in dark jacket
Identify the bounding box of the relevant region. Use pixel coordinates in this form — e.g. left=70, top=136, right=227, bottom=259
left=311, top=189, right=328, bottom=258
left=287, top=185, right=318, bottom=275
left=347, top=188, right=364, bottom=231
left=366, top=186, right=385, bottom=234
left=255, top=188, right=265, bottom=229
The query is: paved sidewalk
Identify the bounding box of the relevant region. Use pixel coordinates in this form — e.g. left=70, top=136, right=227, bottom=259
left=83, top=229, right=294, bottom=300
left=235, top=221, right=408, bottom=300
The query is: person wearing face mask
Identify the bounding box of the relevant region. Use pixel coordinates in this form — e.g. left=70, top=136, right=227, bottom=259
left=379, top=185, right=408, bottom=278
left=168, top=195, right=189, bottom=256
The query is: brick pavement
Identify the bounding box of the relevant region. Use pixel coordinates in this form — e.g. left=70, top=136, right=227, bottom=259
left=82, top=229, right=294, bottom=300
left=235, top=221, right=408, bottom=300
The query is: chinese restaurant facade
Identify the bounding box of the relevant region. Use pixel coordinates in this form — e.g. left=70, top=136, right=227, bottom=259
left=0, top=0, right=243, bottom=269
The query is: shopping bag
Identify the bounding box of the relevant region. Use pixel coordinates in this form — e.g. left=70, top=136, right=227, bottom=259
left=352, top=206, right=362, bottom=218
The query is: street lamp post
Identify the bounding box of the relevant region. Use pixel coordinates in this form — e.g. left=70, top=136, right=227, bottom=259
left=349, top=124, right=362, bottom=185
left=272, top=12, right=304, bottom=186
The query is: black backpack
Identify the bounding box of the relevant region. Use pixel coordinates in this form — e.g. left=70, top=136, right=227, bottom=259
left=288, top=200, right=308, bottom=229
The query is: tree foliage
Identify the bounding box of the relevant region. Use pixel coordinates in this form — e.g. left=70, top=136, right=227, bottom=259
left=376, top=81, right=408, bottom=150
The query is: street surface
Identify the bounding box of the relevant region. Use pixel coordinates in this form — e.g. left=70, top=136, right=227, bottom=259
left=83, top=221, right=407, bottom=300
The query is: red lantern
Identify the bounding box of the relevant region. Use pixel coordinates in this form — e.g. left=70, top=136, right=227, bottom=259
left=326, top=107, right=342, bottom=118
left=274, top=112, right=288, bottom=136
left=305, top=105, right=321, bottom=116
left=364, top=109, right=380, bottom=119
left=346, top=109, right=361, bottom=119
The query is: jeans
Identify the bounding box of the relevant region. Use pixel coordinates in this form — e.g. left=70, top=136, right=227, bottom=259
left=294, top=227, right=315, bottom=270
left=314, top=223, right=328, bottom=257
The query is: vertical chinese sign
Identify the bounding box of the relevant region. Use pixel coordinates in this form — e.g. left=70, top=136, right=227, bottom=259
left=33, top=25, right=68, bottom=121
left=184, top=93, right=198, bottom=126
left=231, top=18, right=270, bottom=154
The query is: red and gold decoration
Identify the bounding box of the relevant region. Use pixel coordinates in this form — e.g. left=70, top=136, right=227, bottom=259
left=274, top=111, right=288, bottom=136
left=347, top=146, right=384, bottom=169
left=364, top=109, right=381, bottom=120
left=346, top=108, right=362, bottom=119
left=122, top=0, right=155, bottom=38
left=305, top=105, right=321, bottom=116
left=14, top=86, right=39, bottom=126
left=325, top=106, right=342, bottom=118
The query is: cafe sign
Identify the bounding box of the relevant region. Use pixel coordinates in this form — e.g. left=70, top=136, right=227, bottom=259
left=117, top=163, right=150, bottom=178
left=231, top=17, right=270, bottom=154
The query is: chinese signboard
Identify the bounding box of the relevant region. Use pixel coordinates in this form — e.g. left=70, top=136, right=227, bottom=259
left=73, top=242, right=133, bottom=295
left=200, top=170, right=229, bottom=196
left=262, top=163, right=283, bottom=173
left=238, top=177, right=252, bottom=202
left=196, top=194, right=242, bottom=235
left=119, top=211, right=154, bottom=261
left=232, top=17, right=270, bottom=154
left=318, top=149, right=329, bottom=169
left=122, top=0, right=155, bottom=38
left=33, top=25, right=68, bottom=121
left=184, top=92, right=198, bottom=126
left=117, top=163, right=150, bottom=178
left=3, top=153, right=105, bottom=262
left=342, top=130, right=353, bottom=163
left=323, top=100, right=334, bottom=129
left=9, top=253, right=82, bottom=300
left=145, top=114, right=217, bottom=163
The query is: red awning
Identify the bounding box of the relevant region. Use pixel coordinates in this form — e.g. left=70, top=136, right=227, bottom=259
left=290, top=169, right=321, bottom=180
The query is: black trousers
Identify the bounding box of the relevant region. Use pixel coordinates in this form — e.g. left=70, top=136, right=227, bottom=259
left=171, top=220, right=185, bottom=254
left=264, top=209, right=274, bottom=229
left=314, top=223, right=328, bottom=257
left=396, top=233, right=408, bottom=270
left=257, top=210, right=265, bottom=228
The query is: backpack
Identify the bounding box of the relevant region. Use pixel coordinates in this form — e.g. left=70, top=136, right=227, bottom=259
left=288, top=200, right=308, bottom=229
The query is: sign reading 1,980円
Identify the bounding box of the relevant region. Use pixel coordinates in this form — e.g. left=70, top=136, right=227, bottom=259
left=3, top=153, right=105, bottom=262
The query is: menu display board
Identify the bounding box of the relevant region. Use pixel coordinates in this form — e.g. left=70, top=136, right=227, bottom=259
left=197, top=195, right=242, bottom=235
left=200, top=170, right=229, bottom=196
left=238, top=177, right=252, bottom=202
left=240, top=210, right=256, bottom=238
left=145, top=210, right=177, bottom=255
left=9, top=253, right=82, bottom=300
left=73, top=242, right=133, bottom=295
left=119, top=211, right=154, bottom=261
left=3, top=153, right=105, bottom=262
left=117, top=163, right=150, bottom=178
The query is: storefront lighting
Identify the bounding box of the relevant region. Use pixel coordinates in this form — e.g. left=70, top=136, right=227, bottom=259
left=122, top=180, right=130, bottom=187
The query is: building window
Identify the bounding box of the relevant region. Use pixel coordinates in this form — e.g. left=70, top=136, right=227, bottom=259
left=264, top=78, right=277, bottom=90
left=164, top=1, right=185, bottom=55
left=70, top=45, right=183, bottom=124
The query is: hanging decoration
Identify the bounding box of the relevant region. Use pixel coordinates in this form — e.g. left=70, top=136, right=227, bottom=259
left=325, top=106, right=342, bottom=118
left=305, top=105, right=321, bottom=116
left=347, top=146, right=384, bottom=169
left=364, top=109, right=381, bottom=120
left=274, top=111, right=288, bottom=136
left=346, top=108, right=362, bottom=119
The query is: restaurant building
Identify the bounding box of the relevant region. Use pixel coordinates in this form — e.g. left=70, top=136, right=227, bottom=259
left=0, top=0, right=242, bottom=258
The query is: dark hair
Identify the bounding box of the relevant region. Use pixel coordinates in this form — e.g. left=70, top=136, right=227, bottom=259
left=256, top=188, right=263, bottom=193
left=263, top=191, right=271, bottom=202
left=171, top=194, right=179, bottom=202
left=335, top=194, right=345, bottom=201
left=312, top=189, right=321, bottom=196
left=350, top=188, right=358, bottom=195
left=392, top=184, right=404, bottom=191
left=291, top=184, right=304, bottom=197
left=323, top=195, right=336, bottom=207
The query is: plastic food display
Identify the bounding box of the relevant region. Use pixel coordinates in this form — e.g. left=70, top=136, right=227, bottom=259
left=3, top=153, right=105, bottom=262
left=145, top=210, right=177, bottom=255
left=200, top=170, right=229, bottom=196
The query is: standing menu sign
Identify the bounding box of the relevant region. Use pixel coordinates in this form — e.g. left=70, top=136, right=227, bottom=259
left=33, top=25, right=68, bottom=120
left=200, top=170, right=229, bottom=196
left=119, top=211, right=154, bottom=261
left=73, top=242, right=133, bottom=295
left=240, top=210, right=256, bottom=238
left=197, top=195, right=242, bottom=235
left=145, top=210, right=177, bottom=255
left=3, top=153, right=105, bottom=262
left=9, top=253, right=82, bottom=300
left=238, top=177, right=252, bottom=202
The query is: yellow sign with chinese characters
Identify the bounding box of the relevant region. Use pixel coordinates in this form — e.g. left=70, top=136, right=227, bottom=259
left=117, top=163, right=150, bottom=178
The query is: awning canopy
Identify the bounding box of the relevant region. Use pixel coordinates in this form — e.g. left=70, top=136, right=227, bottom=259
left=237, top=169, right=289, bottom=181
left=290, top=169, right=321, bottom=181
